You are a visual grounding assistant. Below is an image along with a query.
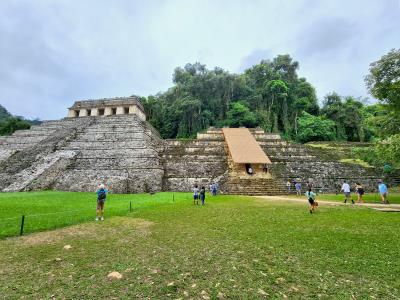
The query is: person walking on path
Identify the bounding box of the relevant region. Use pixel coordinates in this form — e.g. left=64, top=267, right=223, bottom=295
left=341, top=181, right=354, bottom=204
left=355, top=183, right=365, bottom=203
left=200, top=186, right=206, bottom=205
left=378, top=180, right=389, bottom=204
left=193, top=184, right=199, bottom=205
left=96, top=184, right=108, bottom=221
left=295, top=182, right=302, bottom=196
left=305, top=188, right=317, bottom=214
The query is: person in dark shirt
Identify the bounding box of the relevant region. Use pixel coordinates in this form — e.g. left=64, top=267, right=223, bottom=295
left=200, top=186, right=206, bottom=205
left=355, top=183, right=365, bottom=203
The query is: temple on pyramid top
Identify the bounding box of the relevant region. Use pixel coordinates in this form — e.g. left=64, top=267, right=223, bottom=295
left=67, top=96, right=146, bottom=121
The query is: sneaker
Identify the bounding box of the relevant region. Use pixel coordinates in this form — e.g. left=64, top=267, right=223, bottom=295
left=101, top=217, right=104, bottom=221
left=310, top=209, right=313, bottom=214
left=95, top=217, right=99, bottom=221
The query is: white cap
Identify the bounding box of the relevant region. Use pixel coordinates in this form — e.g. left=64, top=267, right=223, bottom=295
left=99, top=184, right=105, bottom=189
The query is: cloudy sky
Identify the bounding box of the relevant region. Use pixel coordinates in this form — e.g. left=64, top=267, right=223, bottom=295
left=0, top=0, right=399, bottom=120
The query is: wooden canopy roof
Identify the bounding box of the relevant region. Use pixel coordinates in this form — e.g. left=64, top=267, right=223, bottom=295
left=222, top=128, right=271, bottom=164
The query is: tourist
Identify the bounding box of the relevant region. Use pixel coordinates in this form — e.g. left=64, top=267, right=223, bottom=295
left=295, top=182, right=302, bottom=196
left=248, top=166, right=253, bottom=176
left=193, top=184, right=199, bottom=205
left=341, top=181, right=354, bottom=204
left=355, top=183, right=365, bottom=203
left=263, top=164, right=268, bottom=173
left=212, top=182, right=217, bottom=196
left=286, top=181, right=291, bottom=193
left=305, top=187, right=317, bottom=214
left=200, top=186, right=206, bottom=205
left=378, top=180, right=389, bottom=204
left=307, top=181, right=314, bottom=191
left=96, top=184, right=108, bottom=221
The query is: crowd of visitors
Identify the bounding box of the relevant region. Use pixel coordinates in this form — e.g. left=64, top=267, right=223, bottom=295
left=93, top=178, right=390, bottom=219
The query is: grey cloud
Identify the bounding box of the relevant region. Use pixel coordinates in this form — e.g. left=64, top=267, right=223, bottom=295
left=296, top=17, right=359, bottom=58
left=238, top=49, right=274, bottom=72
left=0, top=0, right=399, bottom=119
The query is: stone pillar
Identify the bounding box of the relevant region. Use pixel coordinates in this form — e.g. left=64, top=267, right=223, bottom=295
left=116, top=106, right=124, bottom=115
left=104, top=107, right=112, bottom=116
left=128, top=105, right=137, bottom=115
left=91, top=108, right=99, bottom=116
left=79, top=109, right=88, bottom=117
left=67, top=109, right=76, bottom=118
left=129, top=105, right=146, bottom=121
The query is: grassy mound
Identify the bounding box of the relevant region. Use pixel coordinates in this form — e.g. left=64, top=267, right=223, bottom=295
left=0, top=192, right=399, bottom=298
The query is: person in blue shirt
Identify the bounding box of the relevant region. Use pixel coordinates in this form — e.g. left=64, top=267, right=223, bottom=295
left=378, top=180, right=389, bottom=204
left=96, top=184, right=109, bottom=221
left=295, top=182, right=302, bottom=196
left=305, top=188, right=318, bottom=214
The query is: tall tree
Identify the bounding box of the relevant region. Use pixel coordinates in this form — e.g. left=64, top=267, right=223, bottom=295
left=365, top=48, right=400, bottom=111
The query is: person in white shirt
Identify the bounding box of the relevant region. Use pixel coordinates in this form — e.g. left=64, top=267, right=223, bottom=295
left=193, top=184, right=199, bottom=205
left=341, top=181, right=354, bottom=204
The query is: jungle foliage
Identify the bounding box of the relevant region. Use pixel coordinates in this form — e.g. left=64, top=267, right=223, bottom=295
left=143, top=53, right=398, bottom=145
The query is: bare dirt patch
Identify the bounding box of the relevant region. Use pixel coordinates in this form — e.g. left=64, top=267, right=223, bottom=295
left=14, top=217, right=153, bottom=246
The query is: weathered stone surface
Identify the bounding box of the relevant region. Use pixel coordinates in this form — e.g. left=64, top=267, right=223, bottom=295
left=0, top=105, right=396, bottom=195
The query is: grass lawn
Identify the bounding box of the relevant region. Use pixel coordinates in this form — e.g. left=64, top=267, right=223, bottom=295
left=0, top=192, right=400, bottom=298
left=0, top=191, right=187, bottom=238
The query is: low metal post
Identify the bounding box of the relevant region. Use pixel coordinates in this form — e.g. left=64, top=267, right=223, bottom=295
left=20, top=215, right=25, bottom=236
left=173, top=194, right=175, bottom=202
left=130, top=201, right=132, bottom=213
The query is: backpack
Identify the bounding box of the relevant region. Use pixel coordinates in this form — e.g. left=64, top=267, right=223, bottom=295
left=98, top=189, right=106, bottom=200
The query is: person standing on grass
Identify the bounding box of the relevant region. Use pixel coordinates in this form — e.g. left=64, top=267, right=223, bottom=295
left=96, top=184, right=108, bottom=221
left=341, top=180, right=354, bottom=204
left=200, top=186, right=206, bottom=205
left=305, top=188, right=317, bottom=214
left=212, top=182, right=217, bottom=196
left=286, top=181, right=291, bottom=193
left=295, top=182, right=302, bottom=196
left=355, top=183, right=365, bottom=203
left=378, top=180, right=389, bottom=204
left=193, top=184, right=199, bottom=205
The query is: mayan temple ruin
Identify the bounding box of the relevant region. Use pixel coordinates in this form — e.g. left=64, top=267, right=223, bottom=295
left=0, top=97, right=396, bottom=194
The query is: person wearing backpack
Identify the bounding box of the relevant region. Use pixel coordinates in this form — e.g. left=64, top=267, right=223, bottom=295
left=96, top=184, right=108, bottom=221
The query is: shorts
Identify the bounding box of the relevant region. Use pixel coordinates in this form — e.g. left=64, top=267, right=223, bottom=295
left=308, top=198, right=315, bottom=205
left=194, top=195, right=199, bottom=200
left=380, top=192, right=387, bottom=197
left=344, top=192, right=351, bottom=197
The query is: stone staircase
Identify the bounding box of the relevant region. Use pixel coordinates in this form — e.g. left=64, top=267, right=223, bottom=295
left=0, top=118, right=93, bottom=191
left=223, top=177, right=287, bottom=195
left=0, top=115, right=164, bottom=193
left=256, top=132, right=396, bottom=193
left=162, top=133, right=229, bottom=191
left=53, top=115, right=164, bottom=193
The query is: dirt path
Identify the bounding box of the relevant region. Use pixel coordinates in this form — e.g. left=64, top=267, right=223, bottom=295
left=254, top=195, right=400, bottom=210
